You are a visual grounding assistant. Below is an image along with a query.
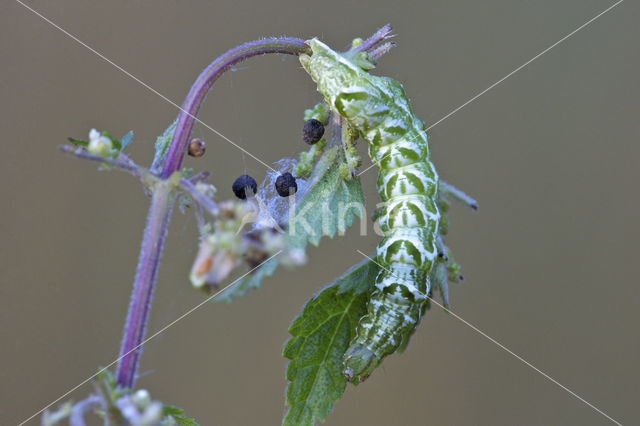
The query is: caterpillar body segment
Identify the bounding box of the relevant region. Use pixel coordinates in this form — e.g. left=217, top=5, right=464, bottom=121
left=300, top=39, right=441, bottom=383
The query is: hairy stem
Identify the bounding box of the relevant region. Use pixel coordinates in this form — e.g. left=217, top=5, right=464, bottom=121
left=115, top=28, right=393, bottom=390
left=69, top=395, right=102, bottom=426
left=116, top=184, right=176, bottom=389
left=354, top=24, right=394, bottom=54
left=180, top=178, right=219, bottom=216
left=60, top=146, right=143, bottom=180
left=439, top=180, right=478, bottom=210
left=115, top=37, right=310, bottom=390
left=159, top=38, right=310, bottom=179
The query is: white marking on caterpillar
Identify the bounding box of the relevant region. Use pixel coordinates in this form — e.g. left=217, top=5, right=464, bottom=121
left=301, top=39, right=441, bottom=383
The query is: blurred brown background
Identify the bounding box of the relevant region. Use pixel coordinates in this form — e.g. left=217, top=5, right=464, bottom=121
left=1, top=1, right=638, bottom=425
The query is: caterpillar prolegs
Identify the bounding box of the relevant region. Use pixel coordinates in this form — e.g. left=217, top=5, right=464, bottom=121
left=300, top=39, right=441, bottom=383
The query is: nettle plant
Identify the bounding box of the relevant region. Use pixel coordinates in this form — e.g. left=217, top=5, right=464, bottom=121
left=47, top=25, right=477, bottom=426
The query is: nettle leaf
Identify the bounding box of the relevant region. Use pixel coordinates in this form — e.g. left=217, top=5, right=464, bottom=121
left=285, top=145, right=363, bottom=249
left=120, top=130, right=134, bottom=150
left=67, top=130, right=132, bottom=154
left=216, top=145, right=364, bottom=303
left=151, top=118, right=178, bottom=172
left=101, top=130, right=121, bottom=151
left=215, top=256, right=278, bottom=302
left=162, top=405, right=199, bottom=426
left=282, top=258, right=378, bottom=426
left=67, top=136, right=88, bottom=147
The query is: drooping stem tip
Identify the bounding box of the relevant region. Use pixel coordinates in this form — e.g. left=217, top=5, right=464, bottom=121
left=115, top=37, right=310, bottom=389
left=115, top=27, right=396, bottom=390
left=159, top=38, right=310, bottom=179
left=354, top=24, right=395, bottom=54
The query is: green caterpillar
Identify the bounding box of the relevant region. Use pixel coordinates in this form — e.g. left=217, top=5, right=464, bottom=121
left=301, top=39, right=440, bottom=383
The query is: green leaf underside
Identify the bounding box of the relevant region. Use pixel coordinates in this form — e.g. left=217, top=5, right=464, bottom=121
left=151, top=118, right=178, bottom=172
left=215, top=256, right=278, bottom=302
left=216, top=145, right=364, bottom=303
left=67, top=137, right=88, bottom=147
left=120, top=131, right=133, bottom=150
left=285, top=144, right=364, bottom=249
left=283, top=259, right=378, bottom=426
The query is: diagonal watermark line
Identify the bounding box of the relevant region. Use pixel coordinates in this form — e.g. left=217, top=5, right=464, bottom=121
left=355, top=250, right=623, bottom=426
left=17, top=252, right=281, bottom=426
left=356, top=156, right=383, bottom=178
left=357, top=0, right=623, bottom=178
left=12, top=1, right=625, bottom=424
left=424, top=0, right=623, bottom=131
left=13, top=0, right=277, bottom=172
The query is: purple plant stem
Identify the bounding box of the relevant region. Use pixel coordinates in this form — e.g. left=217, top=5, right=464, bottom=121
left=116, top=186, right=175, bottom=389
left=115, top=37, right=310, bottom=389
left=115, top=27, right=394, bottom=389
left=159, top=38, right=310, bottom=179
left=354, top=24, right=394, bottom=54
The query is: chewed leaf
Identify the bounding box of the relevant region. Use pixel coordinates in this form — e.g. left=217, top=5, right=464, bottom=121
left=215, top=145, right=364, bottom=303
left=282, top=259, right=377, bottom=426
